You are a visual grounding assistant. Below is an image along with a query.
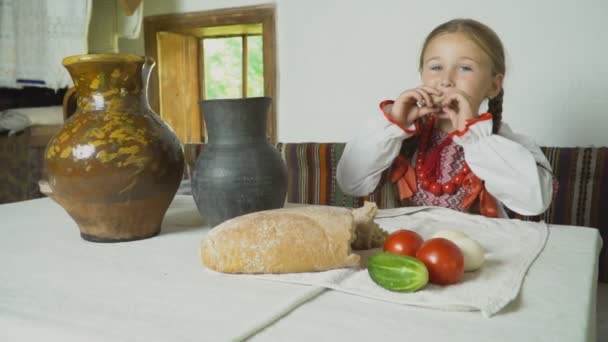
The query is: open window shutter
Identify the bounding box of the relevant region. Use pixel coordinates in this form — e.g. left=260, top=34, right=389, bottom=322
left=156, top=31, right=202, bottom=143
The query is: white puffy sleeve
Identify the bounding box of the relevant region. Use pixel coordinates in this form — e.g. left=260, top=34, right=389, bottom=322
left=336, top=101, right=418, bottom=196
left=452, top=114, right=554, bottom=216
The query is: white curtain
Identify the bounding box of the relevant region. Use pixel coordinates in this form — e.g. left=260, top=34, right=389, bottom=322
left=0, top=0, right=92, bottom=90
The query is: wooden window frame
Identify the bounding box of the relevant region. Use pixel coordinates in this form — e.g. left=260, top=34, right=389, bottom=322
left=144, top=5, right=278, bottom=143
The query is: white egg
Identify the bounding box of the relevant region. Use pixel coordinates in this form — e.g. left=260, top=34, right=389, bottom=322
left=431, top=229, right=468, bottom=240
left=452, top=237, right=485, bottom=272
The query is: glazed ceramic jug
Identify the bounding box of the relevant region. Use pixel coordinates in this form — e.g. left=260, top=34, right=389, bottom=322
left=191, top=97, right=287, bottom=226
left=44, top=54, right=184, bottom=242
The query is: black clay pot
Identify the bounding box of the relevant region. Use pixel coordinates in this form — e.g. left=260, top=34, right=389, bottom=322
left=191, top=97, right=288, bottom=227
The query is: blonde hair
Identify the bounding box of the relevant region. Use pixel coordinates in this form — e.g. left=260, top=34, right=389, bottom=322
left=419, top=19, right=506, bottom=133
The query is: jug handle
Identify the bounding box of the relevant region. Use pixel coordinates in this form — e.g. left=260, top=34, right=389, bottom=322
left=142, top=56, right=156, bottom=112
left=62, top=87, right=78, bottom=121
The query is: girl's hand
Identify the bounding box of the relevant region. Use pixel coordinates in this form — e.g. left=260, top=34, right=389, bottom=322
left=441, top=90, right=477, bottom=132
left=391, top=86, right=442, bottom=127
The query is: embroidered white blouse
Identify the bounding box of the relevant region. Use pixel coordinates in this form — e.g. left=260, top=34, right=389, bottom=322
left=336, top=102, right=554, bottom=217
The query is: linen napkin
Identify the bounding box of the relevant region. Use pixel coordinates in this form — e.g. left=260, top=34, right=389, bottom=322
left=204, top=206, right=548, bottom=318
left=0, top=106, right=63, bottom=134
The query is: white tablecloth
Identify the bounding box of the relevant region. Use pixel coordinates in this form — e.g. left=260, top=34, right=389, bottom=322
left=0, top=196, right=601, bottom=341
left=227, top=205, right=550, bottom=318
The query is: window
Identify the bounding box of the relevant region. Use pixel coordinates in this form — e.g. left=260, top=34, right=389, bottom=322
left=144, top=6, right=277, bottom=143
left=202, top=30, right=264, bottom=99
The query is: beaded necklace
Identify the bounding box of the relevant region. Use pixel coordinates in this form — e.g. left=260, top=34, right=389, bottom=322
left=416, top=115, right=470, bottom=197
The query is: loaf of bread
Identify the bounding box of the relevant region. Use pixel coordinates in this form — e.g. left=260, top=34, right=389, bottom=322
left=200, top=202, right=387, bottom=274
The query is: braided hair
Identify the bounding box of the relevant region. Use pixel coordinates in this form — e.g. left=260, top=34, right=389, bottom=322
left=488, top=89, right=504, bottom=133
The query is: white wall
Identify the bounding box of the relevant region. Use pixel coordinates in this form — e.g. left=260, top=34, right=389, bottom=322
left=118, top=0, right=608, bottom=147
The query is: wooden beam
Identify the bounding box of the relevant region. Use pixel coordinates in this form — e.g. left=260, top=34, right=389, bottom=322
left=179, top=23, right=262, bottom=38
left=242, top=35, right=248, bottom=98
left=261, top=14, right=277, bottom=143
left=198, top=39, right=207, bottom=142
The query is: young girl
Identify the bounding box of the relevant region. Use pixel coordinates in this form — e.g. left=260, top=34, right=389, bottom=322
left=336, top=18, right=554, bottom=218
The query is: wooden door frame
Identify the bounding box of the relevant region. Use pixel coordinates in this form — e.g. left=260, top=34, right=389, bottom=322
left=144, top=5, right=278, bottom=142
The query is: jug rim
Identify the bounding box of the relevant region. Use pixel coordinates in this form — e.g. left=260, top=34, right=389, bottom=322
left=63, top=54, right=145, bottom=66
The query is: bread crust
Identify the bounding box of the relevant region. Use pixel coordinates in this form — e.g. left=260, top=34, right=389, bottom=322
left=201, top=206, right=361, bottom=274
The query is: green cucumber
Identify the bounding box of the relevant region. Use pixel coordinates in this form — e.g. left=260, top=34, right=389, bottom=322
left=368, top=252, right=429, bottom=292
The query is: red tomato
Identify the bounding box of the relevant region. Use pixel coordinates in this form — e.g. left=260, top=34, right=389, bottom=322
left=383, top=229, right=423, bottom=257
left=416, top=238, right=464, bottom=285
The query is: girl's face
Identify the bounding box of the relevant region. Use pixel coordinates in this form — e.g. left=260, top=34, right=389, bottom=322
left=421, top=32, right=503, bottom=114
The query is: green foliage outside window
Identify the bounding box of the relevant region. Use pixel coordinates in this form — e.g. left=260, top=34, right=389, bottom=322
left=204, top=35, right=264, bottom=100
left=247, top=36, right=264, bottom=97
